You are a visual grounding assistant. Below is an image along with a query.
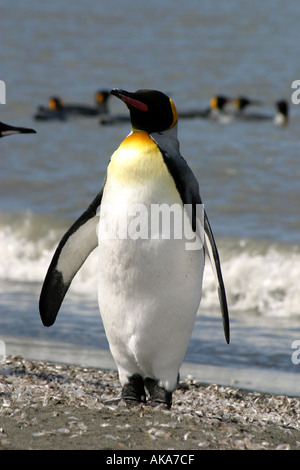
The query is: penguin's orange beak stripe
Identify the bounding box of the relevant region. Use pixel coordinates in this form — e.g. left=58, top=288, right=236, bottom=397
left=110, top=89, right=149, bottom=111
left=119, top=94, right=148, bottom=111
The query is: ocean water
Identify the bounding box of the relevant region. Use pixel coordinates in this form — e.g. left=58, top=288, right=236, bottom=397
left=1, top=0, right=300, bottom=396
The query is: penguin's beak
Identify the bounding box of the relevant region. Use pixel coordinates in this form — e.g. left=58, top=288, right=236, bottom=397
left=14, top=126, right=37, bottom=135
left=110, top=89, right=148, bottom=111
left=0, top=123, right=36, bottom=137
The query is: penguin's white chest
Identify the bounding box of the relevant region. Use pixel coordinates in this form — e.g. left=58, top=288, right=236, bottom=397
left=97, top=132, right=204, bottom=389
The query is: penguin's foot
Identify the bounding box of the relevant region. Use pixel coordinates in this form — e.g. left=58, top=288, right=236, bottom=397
left=144, top=378, right=172, bottom=409
left=121, top=374, right=146, bottom=405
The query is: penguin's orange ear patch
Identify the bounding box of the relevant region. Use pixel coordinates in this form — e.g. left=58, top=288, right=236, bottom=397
left=169, top=99, right=178, bottom=127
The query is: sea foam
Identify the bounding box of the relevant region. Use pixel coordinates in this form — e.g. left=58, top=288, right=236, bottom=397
left=1, top=212, right=299, bottom=317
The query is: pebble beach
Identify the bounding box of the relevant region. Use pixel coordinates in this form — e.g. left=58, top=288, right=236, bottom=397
left=1, top=355, right=300, bottom=451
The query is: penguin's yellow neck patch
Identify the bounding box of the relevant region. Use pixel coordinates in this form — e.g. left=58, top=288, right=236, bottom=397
left=119, top=131, right=154, bottom=151
left=108, top=131, right=168, bottom=185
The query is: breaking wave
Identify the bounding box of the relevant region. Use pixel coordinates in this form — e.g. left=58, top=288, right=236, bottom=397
left=1, top=211, right=299, bottom=317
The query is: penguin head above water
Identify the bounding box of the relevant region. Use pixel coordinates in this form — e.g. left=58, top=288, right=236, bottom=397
left=209, top=95, right=230, bottom=111
left=276, top=100, right=288, bottom=118
left=95, top=90, right=110, bottom=104
left=234, top=96, right=262, bottom=111
left=274, top=99, right=289, bottom=126
left=48, top=97, right=64, bottom=111
left=110, top=88, right=178, bottom=133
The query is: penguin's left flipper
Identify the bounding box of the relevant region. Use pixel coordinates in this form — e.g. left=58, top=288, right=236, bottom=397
left=204, top=212, right=230, bottom=344
left=39, top=189, right=103, bottom=327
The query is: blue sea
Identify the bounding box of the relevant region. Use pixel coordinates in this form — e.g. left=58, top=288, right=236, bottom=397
left=1, top=0, right=300, bottom=396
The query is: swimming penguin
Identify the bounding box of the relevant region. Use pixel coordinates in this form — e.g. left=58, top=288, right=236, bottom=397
left=39, top=88, right=229, bottom=409
left=207, top=95, right=232, bottom=123
left=177, top=95, right=230, bottom=121
left=231, top=96, right=262, bottom=115
left=0, top=121, right=36, bottom=138
left=34, top=97, right=66, bottom=121
left=215, top=96, right=262, bottom=123
left=273, top=100, right=289, bottom=126
left=34, top=91, right=110, bottom=120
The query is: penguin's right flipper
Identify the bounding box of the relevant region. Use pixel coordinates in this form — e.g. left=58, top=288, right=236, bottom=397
left=39, top=189, right=103, bottom=327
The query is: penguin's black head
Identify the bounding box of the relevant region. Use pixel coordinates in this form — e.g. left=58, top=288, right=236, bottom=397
left=48, top=97, right=63, bottom=110
left=235, top=96, right=262, bottom=110
left=276, top=100, right=288, bottom=117
left=235, top=97, right=251, bottom=110
left=209, top=95, right=229, bottom=111
left=110, top=88, right=178, bottom=133
left=95, top=90, right=110, bottom=104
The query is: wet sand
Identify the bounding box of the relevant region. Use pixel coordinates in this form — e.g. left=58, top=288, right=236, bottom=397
left=1, top=356, right=300, bottom=450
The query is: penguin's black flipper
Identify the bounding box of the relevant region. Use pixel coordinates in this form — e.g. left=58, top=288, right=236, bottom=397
left=203, top=212, right=230, bottom=344
left=39, top=189, right=103, bottom=327
left=156, top=144, right=229, bottom=344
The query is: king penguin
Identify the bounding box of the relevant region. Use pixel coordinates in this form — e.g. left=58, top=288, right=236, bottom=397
left=0, top=121, right=36, bottom=138
left=39, top=88, right=229, bottom=409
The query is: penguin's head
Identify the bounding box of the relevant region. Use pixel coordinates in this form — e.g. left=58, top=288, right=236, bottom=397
left=276, top=100, right=288, bottom=118
left=95, top=90, right=110, bottom=104
left=274, top=100, right=289, bottom=126
left=234, top=96, right=262, bottom=110
left=110, top=88, right=178, bottom=133
left=48, top=97, right=63, bottom=111
left=209, top=95, right=229, bottom=111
